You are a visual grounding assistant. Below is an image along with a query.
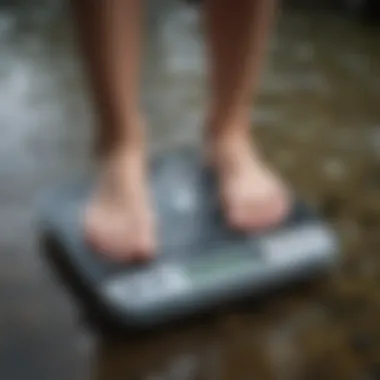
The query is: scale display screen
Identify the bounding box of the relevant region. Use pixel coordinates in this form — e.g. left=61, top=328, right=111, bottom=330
left=183, top=243, right=260, bottom=285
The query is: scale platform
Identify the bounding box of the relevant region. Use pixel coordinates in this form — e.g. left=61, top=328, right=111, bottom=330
left=40, top=148, right=339, bottom=330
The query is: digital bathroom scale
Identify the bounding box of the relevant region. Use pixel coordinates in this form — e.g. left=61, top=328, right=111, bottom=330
left=40, top=147, right=339, bottom=330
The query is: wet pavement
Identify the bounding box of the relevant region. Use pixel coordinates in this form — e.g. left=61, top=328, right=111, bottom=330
left=0, top=1, right=379, bottom=379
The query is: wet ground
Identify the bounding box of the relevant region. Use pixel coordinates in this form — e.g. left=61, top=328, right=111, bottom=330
left=0, top=1, right=379, bottom=379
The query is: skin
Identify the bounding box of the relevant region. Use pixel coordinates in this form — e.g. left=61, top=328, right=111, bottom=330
left=71, top=0, right=289, bottom=261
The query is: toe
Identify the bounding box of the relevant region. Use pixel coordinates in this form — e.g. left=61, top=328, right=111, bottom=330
left=129, top=210, right=156, bottom=261
left=221, top=182, right=247, bottom=230
left=223, top=174, right=291, bottom=232
left=84, top=203, right=133, bottom=261
left=228, top=202, right=248, bottom=230
left=251, top=184, right=290, bottom=230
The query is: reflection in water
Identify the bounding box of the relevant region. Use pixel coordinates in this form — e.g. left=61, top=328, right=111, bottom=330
left=0, top=1, right=379, bottom=379
left=95, top=327, right=223, bottom=380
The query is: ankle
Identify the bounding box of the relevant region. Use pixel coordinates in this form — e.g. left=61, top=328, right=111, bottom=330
left=207, top=126, right=252, bottom=155
left=96, top=114, right=147, bottom=157
left=205, top=107, right=251, bottom=143
left=205, top=123, right=264, bottom=170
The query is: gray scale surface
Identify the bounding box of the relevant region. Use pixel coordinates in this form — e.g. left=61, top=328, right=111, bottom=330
left=40, top=148, right=339, bottom=329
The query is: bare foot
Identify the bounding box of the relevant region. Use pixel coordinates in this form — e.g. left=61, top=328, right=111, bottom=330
left=84, top=145, right=155, bottom=261
left=209, top=131, right=290, bottom=231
